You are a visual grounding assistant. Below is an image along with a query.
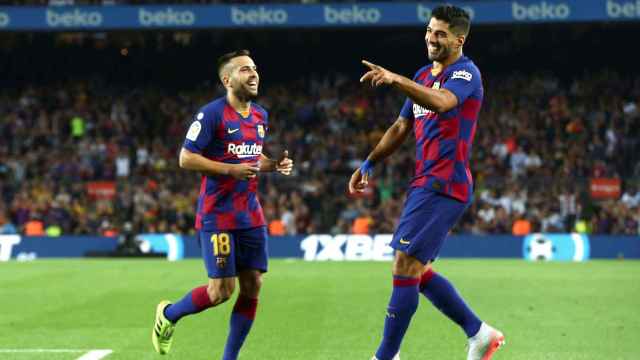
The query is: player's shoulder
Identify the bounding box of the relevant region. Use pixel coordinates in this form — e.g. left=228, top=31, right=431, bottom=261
left=447, top=56, right=481, bottom=81
left=200, top=96, right=227, bottom=115
left=413, top=64, right=432, bottom=81
left=250, top=102, right=269, bottom=120
left=194, top=96, right=226, bottom=123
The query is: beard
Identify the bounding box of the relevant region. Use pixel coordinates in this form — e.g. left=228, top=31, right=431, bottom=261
left=428, top=43, right=451, bottom=62
left=232, top=83, right=258, bottom=102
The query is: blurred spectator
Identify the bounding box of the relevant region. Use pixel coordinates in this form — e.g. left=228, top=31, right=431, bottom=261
left=621, top=185, right=640, bottom=209
left=511, top=217, right=531, bottom=236
left=352, top=209, right=373, bottom=235
left=0, top=52, right=638, bottom=236
left=0, top=209, right=18, bottom=234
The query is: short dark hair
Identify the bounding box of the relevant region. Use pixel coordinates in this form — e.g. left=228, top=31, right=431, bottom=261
left=431, top=5, right=471, bottom=36
left=217, top=49, right=251, bottom=79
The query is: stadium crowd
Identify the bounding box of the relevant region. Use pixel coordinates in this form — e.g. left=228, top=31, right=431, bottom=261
left=1, top=68, right=639, bottom=237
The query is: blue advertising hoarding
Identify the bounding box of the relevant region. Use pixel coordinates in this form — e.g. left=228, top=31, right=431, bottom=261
left=1, top=233, right=638, bottom=261
left=0, top=1, right=638, bottom=31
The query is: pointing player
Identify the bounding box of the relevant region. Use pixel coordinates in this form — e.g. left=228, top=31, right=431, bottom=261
left=152, top=50, right=293, bottom=359
left=351, top=6, right=504, bottom=360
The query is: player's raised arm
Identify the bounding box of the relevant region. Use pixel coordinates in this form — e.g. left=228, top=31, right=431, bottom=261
left=360, top=60, right=458, bottom=114
left=348, top=116, right=412, bottom=194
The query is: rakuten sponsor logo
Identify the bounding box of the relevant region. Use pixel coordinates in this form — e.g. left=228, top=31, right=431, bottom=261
left=512, top=1, right=570, bottom=21
left=417, top=4, right=475, bottom=22
left=607, top=0, right=640, bottom=18
left=231, top=6, right=288, bottom=25
left=46, top=9, right=103, bottom=28
left=0, top=12, right=10, bottom=28
left=324, top=5, right=381, bottom=24
left=228, top=143, right=263, bottom=158
left=139, top=8, right=195, bottom=27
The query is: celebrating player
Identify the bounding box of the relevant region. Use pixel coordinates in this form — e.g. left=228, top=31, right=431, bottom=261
left=152, top=50, right=293, bottom=359
left=351, top=6, right=504, bottom=360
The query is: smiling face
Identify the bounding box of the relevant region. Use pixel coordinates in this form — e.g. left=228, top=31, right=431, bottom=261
left=220, top=55, right=259, bottom=101
left=425, top=17, right=465, bottom=63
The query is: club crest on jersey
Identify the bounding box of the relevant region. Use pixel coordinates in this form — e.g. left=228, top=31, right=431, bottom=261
left=451, top=70, right=472, bottom=81
left=228, top=142, right=263, bottom=158
left=216, top=257, right=227, bottom=268
left=257, top=124, right=265, bottom=138
left=412, top=81, right=440, bottom=117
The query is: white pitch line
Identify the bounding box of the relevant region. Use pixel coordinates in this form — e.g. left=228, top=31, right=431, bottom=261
left=0, top=349, right=112, bottom=359
left=76, top=349, right=113, bottom=360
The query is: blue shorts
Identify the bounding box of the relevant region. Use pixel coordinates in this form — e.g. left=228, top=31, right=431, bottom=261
left=199, top=226, right=268, bottom=279
left=390, top=188, right=470, bottom=264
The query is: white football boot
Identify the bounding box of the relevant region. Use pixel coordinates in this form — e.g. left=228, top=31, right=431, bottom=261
left=467, top=323, right=505, bottom=360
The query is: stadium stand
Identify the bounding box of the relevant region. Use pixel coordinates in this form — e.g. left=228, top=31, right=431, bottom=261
left=0, top=24, right=638, bottom=237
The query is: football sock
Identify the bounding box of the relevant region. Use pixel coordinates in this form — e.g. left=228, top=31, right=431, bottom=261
left=222, top=295, right=258, bottom=360
left=419, top=269, right=482, bottom=338
left=375, top=276, right=420, bottom=360
left=163, top=285, right=213, bottom=323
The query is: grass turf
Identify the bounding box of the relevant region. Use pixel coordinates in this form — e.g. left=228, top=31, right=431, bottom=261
left=0, top=259, right=638, bottom=359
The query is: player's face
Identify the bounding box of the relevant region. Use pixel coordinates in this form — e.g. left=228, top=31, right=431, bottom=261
left=425, top=18, right=457, bottom=62
left=228, top=56, right=259, bottom=100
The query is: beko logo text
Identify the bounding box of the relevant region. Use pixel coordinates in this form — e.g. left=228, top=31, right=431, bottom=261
left=139, top=8, right=195, bottom=26
left=607, top=0, right=640, bottom=18
left=512, top=1, right=570, bottom=20
left=0, top=12, right=9, bottom=27
left=47, top=9, right=103, bottom=27
left=324, top=5, right=381, bottom=24
left=417, top=4, right=475, bottom=22
left=231, top=6, right=288, bottom=25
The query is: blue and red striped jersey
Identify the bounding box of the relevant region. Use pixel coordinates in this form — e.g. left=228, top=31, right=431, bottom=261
left=399, top=55, right=483, bottom=203
left=183, top=96, right=268, bottom=231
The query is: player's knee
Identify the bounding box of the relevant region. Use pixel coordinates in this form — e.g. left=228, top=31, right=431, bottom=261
left=392, top=251, right=424, bottom=278
left=238, top=272, right=262, bottom=298
left=207, top=281, right=235, bottom=305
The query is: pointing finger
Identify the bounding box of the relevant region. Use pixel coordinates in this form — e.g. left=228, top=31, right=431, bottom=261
left=360, top=70, right=375, bottom=83
left=362, top=60, right=379, bottom=70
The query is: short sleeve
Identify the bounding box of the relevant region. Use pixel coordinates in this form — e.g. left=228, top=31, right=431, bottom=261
left=399, top=98, right=414, bottom=121
left=183, top=109, right=217, bottom=154
left=443, top=65, right=481, bottom=105
left=398, top=66, right=428, bottom=121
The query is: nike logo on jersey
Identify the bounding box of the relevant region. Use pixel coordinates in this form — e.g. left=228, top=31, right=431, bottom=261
left=399, top=238, right=411, bottom=245
left=227, top=128, right=240, bottom=134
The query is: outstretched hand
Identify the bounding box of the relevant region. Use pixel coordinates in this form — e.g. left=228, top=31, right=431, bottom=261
left=360, top=60, right=399, bottom=87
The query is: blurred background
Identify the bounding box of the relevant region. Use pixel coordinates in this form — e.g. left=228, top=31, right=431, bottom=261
left=1, top=1, right=640, bottom=360
left=0, top=0, right=638, bottom=256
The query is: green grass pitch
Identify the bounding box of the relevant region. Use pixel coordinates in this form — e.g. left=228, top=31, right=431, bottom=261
left=1, top=259, right=639, bottom=359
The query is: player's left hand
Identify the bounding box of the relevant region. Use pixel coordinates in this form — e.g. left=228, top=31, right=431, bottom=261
left=360, top=60, right=399, bottom=87
left=276, top=150, right=293, bottom=175
left=348, top=168, right=369, bottom=194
